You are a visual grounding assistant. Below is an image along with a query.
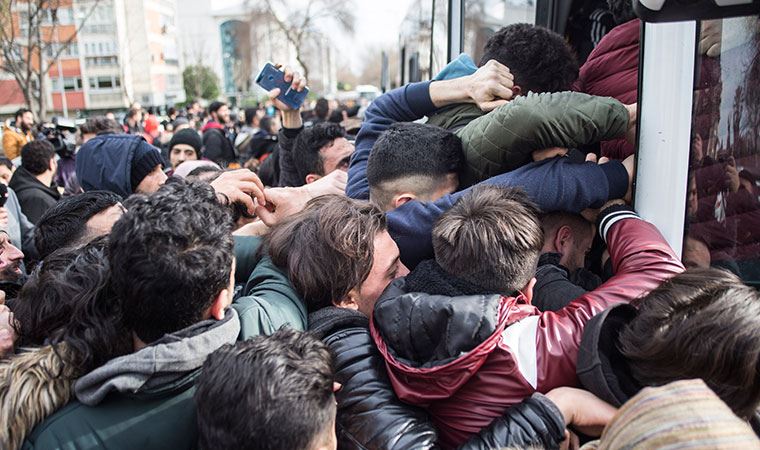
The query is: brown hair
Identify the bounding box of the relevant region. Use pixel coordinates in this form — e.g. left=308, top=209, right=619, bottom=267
left=619, top=267, right=760, bottom=418
left=432, top=185, right=543, bottom=294
left=540, top=212, right=593, bottom=244
left=266, top=195, right=386, bottom=312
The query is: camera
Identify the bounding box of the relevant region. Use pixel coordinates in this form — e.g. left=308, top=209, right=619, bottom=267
left=40, top=117, right=77, bottom=158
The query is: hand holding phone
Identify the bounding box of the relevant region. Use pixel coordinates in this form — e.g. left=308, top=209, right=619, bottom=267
left=256, top=63, right=309, bottom=110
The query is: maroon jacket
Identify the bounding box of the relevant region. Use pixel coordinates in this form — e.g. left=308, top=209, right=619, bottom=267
left=371, top=208, right=684, bottom=449
left=575, top=19, right=640, bottom=160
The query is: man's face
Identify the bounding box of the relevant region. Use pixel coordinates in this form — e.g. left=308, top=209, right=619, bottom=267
left=135, top=165, right=167, bottom=194
left=18, top=112, right=33, bottom=132
left=86, top=203, right=125, bottom=237
left=170, top=144, right=198, bottom=169
left=354, top=231, right=409, bottom=317
left=560, top=226, right=594, bottom=273
left=214, top=106, right=230, bottom=124
left=0, top=165, right=14, bottom=186
left=0, top=233, right=23, bottom=282
left=320, top=138, right=354, bottom=175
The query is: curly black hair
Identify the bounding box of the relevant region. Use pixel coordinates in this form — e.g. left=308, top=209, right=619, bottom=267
left=21, top=140, right=56, bottom=175
left=293, top=122, right=346, bottom=185
left=108, top=179, right=234, bottom=344
left=479, top=23, right=579, bottom=94
left=607, top=0, right=637, bottom=25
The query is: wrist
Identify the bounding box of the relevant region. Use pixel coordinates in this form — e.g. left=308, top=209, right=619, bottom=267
left=429, top=77, right=471, bottom=108
left=281, top=110, right=302, bottom=129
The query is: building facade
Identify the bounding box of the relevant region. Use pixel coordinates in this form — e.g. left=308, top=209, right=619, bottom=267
left=0, top=0, right=185, bottom=117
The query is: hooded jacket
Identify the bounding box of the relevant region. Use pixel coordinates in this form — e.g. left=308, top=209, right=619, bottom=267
left=201, top=122, right=237, bottom=168
left=76, top=133, right=154, bottom=198
left=23, top=309, right=240, bottom=450
left=575, top=19, right=640, bottom=159
left=309, top=306, right=567, bottom=450
left=3, top=187, right=35, bottom=258
left=9, top=166, right=60, bottom=224
left=371, top=208, right=684, bottom=449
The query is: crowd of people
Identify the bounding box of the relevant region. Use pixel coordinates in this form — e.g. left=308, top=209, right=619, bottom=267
left=0, top=1, right=759, bottom=449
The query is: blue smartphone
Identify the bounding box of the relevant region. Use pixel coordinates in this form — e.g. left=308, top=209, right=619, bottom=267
left=256, top=63, right=309, bottom=110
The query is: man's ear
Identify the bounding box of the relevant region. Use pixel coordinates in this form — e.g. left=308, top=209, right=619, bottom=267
left=392, top=193, right=417, bottom=209
left=333, top=288, right=361, bottom=311
left=521, top=277, right=537, bottom=303
left=305, top=173, right=322, bottom=184
left=207, top=288, right=231, bottom=321
left=554, top=225, right=573, bottom=253
left=512, top=85, right=523, bottom=97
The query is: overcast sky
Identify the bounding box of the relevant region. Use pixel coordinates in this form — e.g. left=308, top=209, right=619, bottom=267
left=212, top=0, right=414, bottom=73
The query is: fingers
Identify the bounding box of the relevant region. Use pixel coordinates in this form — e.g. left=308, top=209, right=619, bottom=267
left=254, top=204, right=277, bottom=227
left=599, top=156, right=610, bottom=165
left=0, top=290, right=5, bottom=305
left=268, top=88, right=281, bottom=100
left=479, top=99, right=508, bottom=112
left=585, top=153, right=598, bottom=163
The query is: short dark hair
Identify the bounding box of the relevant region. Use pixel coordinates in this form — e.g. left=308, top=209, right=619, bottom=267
left=196, top=328, right=336, bottom=450
left=433, top=185, right=543, bottom=294
left=126, top=109, right=140, bottom=119
left=21, top=140, right=56, bottom=175
left=293, top=122, right=346, bottom=184
left=208, top=101, right=226, bottom=115
left=619, top=267, right=760, bottom=418
left=15, top=108, right=31, bottom=120
left=80, top=116, right=121, bottom=135
left=0, top=157, right=13, bottom=171
left=540, top=212, right=593, bottom=244
left=259, top=116, right=275, bottom=134
left=108, top=180, right=233, bottom=343
left=314, top=98, right=329, bottom=120
left=479, top=23, right=579, bottom=94
left=34, top=190, right=122, bottom=260
left=367, top=123, right=464, bottom=208
left=244, top=107, right=258, bottom=126
left=186, top=166, right=223, bottom=183
left=267, top=195, right=386, bottom=312
left=607, top=0, right=637, bottom=24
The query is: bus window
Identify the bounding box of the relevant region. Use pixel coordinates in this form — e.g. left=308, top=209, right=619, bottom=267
left=432, top=0, right=449, bottom=77
left=684, top=16, right=760, bottom=285
left=464, top=0, right=536, bottom=63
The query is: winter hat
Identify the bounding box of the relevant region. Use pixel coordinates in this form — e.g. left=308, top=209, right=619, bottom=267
left=130, top=142, right=164, bottom=190
left=168, top=129, right=202, bottom=158
left=581, top=379, right=760, bottom=450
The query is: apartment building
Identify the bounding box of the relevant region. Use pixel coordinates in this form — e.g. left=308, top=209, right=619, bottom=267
left=0, top=0, right=185, bottom=116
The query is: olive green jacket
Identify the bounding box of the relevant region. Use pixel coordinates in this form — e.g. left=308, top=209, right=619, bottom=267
left=426, top=92, right=629, bottom=188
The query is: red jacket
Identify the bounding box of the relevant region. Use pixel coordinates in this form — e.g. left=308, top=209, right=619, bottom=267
left=371, top=208, right=684, bottom=449
left=575, top=19, right=640, bottom=160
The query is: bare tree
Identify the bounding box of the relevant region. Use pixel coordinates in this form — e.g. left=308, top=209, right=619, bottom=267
left=0, top=0, right=100, bottom=120
left=262, top=0, right=355, bottom=81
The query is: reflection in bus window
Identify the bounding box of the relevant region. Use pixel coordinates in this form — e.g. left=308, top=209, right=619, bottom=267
left=464, top=0, right=536, bottom=63
left=685, top=16, right=760, bottom=285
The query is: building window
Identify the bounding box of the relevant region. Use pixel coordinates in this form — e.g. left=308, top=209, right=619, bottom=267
left=88, top=75, right=121, bottom=90
left=85, top=55, right=118, bottom=67
left=51, top=77, right=83, bottom=92
left=84, top=40, right=117, bottom=56
left=46, top=42, right=79, bottom=58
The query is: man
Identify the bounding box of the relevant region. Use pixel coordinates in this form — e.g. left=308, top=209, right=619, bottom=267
left=533, top=212, right=602, bottom=311
left=76, top=133, right=166, bottom=197
left=9, top=140, right=60, bottom=224
left=23, top=180, right=306, bottom=448
left=367, top=123, right=463, bottom=211
left=167, top=129, right=202, bottom=173
left=196, top=328, right=337, bottom=450
left=2, top=108, right=34, bottom=160
left=34, top=191, right=123, bottom=260
left=0, top=157, right=14, bottom=185
left=202, top=101, right=236, bottom=167
left=370, top=185, right=684, bottom=448
left=267, top=195, right=616, bottom=449
left=0, top=230, right=24, bottom=286
left=577, top=267, right=760, bottom=420
left=291, top=123, right=354, bottom=186
left=123, top=107, right=143, bottom=134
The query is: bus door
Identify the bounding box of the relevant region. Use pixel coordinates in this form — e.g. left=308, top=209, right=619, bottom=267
left=634, top=0, right=760, bottom=286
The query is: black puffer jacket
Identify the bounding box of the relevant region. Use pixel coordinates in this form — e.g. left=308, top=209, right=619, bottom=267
left=309, top=307, right=567, bottom=450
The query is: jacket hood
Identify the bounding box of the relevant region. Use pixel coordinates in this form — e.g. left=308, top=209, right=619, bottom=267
left=8, top=166, right=60, bottom=199
left=74, top=308, right=240, bottom=406
left=434, top=53, right=477, bottom=81
left=76, top=133, right=149, bottom=197
left=576, top=303, right=642, bottom=407
left=371, top=278, right=528, bottom=404
left=308, top=306, right=368, bottom=340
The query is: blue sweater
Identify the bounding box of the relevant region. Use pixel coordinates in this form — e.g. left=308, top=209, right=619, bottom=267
left=347, top=81, right=629, bottom=269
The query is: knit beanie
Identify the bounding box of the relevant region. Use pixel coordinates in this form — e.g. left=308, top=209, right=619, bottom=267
left=581, top=379, right=760, bottom=450
left=130, top=141, right=164, bottom=190
left=168, top=129, right=203, bottom=158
